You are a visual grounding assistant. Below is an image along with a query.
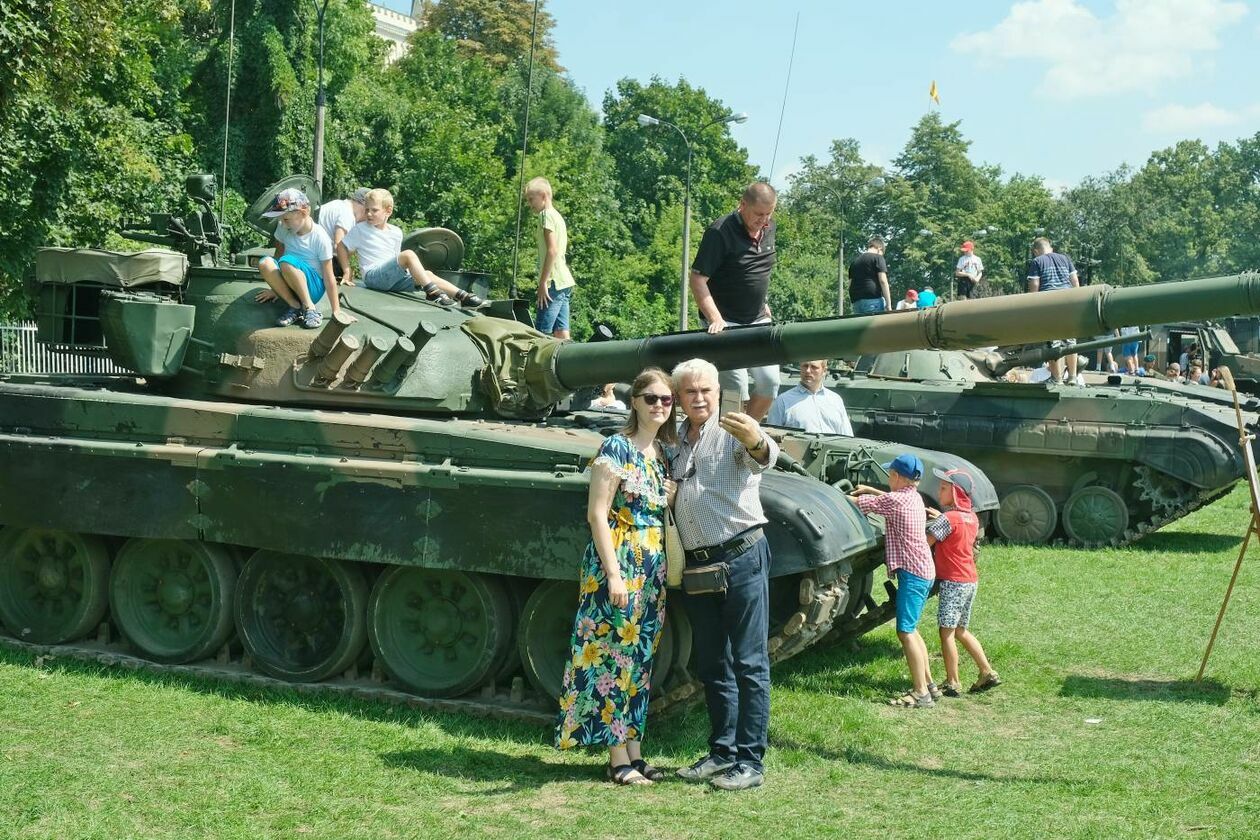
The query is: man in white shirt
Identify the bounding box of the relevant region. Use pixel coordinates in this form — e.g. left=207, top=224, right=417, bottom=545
left=318, top=188, right=367, bottom=284
left=767, top=360, right=853, bottom=435
left=954, top=240, right=983, bottom=300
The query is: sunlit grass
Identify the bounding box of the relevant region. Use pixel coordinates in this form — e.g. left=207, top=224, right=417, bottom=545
left=2, top=487, right=1258, bottom=839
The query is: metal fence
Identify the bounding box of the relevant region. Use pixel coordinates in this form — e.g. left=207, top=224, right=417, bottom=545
left=0, top=321, right=129, bottom=375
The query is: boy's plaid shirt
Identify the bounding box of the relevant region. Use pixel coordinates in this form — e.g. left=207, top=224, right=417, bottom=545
left=855, top=486, right=935, bottom=580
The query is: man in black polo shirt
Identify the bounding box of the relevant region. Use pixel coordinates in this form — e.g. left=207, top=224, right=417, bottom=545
left=690, top=181, right=780, bottom=420
left=848, top=236, right=891, bottom=314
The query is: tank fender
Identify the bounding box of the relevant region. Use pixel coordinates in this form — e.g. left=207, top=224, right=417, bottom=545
left=757, top=471, right=880, bottom=578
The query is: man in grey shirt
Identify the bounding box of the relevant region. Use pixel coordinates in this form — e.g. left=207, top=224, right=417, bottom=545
left=670, top=358, right=778, bottom=792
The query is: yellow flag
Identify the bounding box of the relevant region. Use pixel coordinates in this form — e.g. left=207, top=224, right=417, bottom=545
left=929, top=80, right=940, bottom=105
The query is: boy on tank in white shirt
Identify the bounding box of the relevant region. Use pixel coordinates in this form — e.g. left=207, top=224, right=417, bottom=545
left=254, top=188, right=344, bottom=330
left=337, top=188, right=484, bottom=308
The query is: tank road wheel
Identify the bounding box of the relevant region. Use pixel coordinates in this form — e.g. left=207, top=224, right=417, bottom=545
left=234, top=551, right=368, bottom=682
left=518, top=580, right=692, bottom=702
left=995, top=485, right=1058, bottom=545
left=517, top=580, right=578, bottom=701
left=0, top=529, right=110, bottom=644
left=367, top=567, right=513, bottom=698
left=109, top=539, right=236, bottom=664
left=1062, top=486, right=1130, bottom=547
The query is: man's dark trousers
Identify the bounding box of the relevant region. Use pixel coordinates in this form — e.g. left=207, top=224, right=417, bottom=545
left=682, top=537, right=771, bottom=771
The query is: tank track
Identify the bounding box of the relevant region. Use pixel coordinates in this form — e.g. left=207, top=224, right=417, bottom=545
left=988, top=469, right=1236, bottom=549
left=0, top=558, right=864, bottom=725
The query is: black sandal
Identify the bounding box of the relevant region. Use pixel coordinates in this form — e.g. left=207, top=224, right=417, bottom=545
left=631, top=758, right=666, bottom=781
left=607, top=763, right=652, bottom=786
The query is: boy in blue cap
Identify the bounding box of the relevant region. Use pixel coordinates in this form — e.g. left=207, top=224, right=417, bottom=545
left=848, top=453, right=939, bottom=708
left=254, top=188, right=343, bottom=329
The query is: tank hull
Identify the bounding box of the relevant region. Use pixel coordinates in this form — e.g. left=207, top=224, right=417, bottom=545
left=829, top=371, right=1251, bottom=546
left=0, top=379, right=879, bottom=719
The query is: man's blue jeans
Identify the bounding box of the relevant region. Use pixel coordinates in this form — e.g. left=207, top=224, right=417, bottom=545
left=681, top=536, right=772, bottom=772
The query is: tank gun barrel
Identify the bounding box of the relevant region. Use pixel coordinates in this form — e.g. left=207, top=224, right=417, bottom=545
left=990, top=331, right=1151, bottom=377
left=551, top=274, right=1260, bottom=388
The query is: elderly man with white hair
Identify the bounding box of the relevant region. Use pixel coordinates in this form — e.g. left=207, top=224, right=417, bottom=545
left=669, top=357, right=778, bottom=792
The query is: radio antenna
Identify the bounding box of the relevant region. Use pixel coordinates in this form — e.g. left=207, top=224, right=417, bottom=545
left=219, top=0, right=236, bottom=221
left=768, top=11, right=800, bottom=180
left=509, top=0, right=541, bottom=300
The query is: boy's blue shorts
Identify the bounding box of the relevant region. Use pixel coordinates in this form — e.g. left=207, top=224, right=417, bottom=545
left=894, top=569, right=933, bottom=632
left=277, top=255, right=326, bottom=304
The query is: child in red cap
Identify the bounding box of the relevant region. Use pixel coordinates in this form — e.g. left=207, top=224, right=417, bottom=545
left=926, top=467, right=1001, bottom=696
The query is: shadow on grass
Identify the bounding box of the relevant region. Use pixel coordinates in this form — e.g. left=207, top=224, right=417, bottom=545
left=1120, top=531, right=1241, bottom=554
left=382, top=747, right=600, bottom=792
left=770, top=736, right=1061, bottom=785
left=772, top=636, right=908, bottom=697
left=1058, top=674, right=1232, bottom=705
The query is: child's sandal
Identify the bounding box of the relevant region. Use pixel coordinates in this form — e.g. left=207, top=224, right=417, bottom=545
left=969, top=671, right=1002, bottom=693
left=888, top=690, right=935, bottom=709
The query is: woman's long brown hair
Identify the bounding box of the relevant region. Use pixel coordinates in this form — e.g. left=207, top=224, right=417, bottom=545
left=620, top=367, right=678, bottom=446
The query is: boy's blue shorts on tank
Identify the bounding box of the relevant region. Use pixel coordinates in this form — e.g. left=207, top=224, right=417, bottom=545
left=277, top=255, right=326, bottom=304
left=362, top=260, right=414, bottom=292
left=894, top=569, right=933, bottom=632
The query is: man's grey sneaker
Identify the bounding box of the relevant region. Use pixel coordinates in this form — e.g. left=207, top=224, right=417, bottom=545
left=676, top=755, right=736, bottom=782
left=276, top=307, right=302, bottom=327
left=709, top=764, right=764, bottom=791
left=300, top=308, right=322, bottom=329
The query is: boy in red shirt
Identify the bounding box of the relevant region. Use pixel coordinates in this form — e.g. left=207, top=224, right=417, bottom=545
left=926, top=468, right=1001, bottom=696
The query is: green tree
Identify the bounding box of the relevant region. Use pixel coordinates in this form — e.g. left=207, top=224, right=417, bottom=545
left=421, top=0, right=560, bottom=71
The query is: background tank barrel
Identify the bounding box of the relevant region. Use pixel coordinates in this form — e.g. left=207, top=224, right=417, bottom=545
left=551, top=274, right=1260, bottom=389
left=991, top=331, right=1151, bottom=377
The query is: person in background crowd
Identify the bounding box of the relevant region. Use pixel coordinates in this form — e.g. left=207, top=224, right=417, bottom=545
left=691, top=181, right=781, bottom=420
left=1187, top=362, right=1208, bottom=385
left=1119, top=326, right=1142, bottom=375
left=917, top=285, right=938, bottom=308
left=954, top=240, right=983, bottom=300
left=768, top=360, right=853, bottom=435
left=555, top=368, right=678, bottom=785
left=671, top=358, right=778, bottom=791
left=590, top=383, right=627, bottom=411
left=1026, top=237, right=1080, bottom=384
left=895, top=289, right=919, bottom=310
left=318, top=187, right=367, bottom=284
left=527, top=176, right=577, bottom=340
left=1165, top=362, right=1184, bottom=383
left=848, top=236, right=891, bottom=315
left=1138, top=353, right=1163, bottom=378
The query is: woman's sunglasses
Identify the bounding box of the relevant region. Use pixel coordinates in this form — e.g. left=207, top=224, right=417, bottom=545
left=635, top=393, right=674, bottom=407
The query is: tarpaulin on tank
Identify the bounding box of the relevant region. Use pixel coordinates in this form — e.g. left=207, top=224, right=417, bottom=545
left=461, top=317, right=568, bottom=418
left=36, top=248, right=187, bottom=288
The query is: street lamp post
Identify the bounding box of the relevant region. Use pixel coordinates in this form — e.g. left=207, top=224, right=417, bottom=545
left=311, top=0, right=331, bottom=192
left=638, top=111, right=748, bottom=331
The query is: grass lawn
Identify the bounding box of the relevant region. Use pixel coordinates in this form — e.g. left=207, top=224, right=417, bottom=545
left=3, top=488, right=1259, bottom=840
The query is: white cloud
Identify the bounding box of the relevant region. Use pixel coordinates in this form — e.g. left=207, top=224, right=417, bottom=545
left=1141, top=102, right=1241, bottom=132
left=953, top=0, right=1247, bottom=100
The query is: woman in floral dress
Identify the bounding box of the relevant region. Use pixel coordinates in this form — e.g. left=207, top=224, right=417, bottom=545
left=555, top=368, right=678, bottom=785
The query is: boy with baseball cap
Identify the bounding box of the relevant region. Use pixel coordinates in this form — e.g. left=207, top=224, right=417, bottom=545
left=848, top=453, right=939, bottom=708
left=336, top=188, right=483, bottom=308
left=255, top=188, right=343, bottom=329
left=927, top=468, right=1000, bottom=696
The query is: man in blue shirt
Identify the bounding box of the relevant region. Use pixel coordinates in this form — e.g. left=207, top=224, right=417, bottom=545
left=1027, top=237, right=1080, bottom=383
left=917, top=285, right=938, bottom=308
left=768, top=360, right=853, bottom=435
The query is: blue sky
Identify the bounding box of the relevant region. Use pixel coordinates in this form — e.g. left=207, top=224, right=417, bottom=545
left=381, top=0, right=1260, bottom=192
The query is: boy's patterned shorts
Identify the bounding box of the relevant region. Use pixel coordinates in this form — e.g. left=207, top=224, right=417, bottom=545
left=937, top=579, right=977, bottom=628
